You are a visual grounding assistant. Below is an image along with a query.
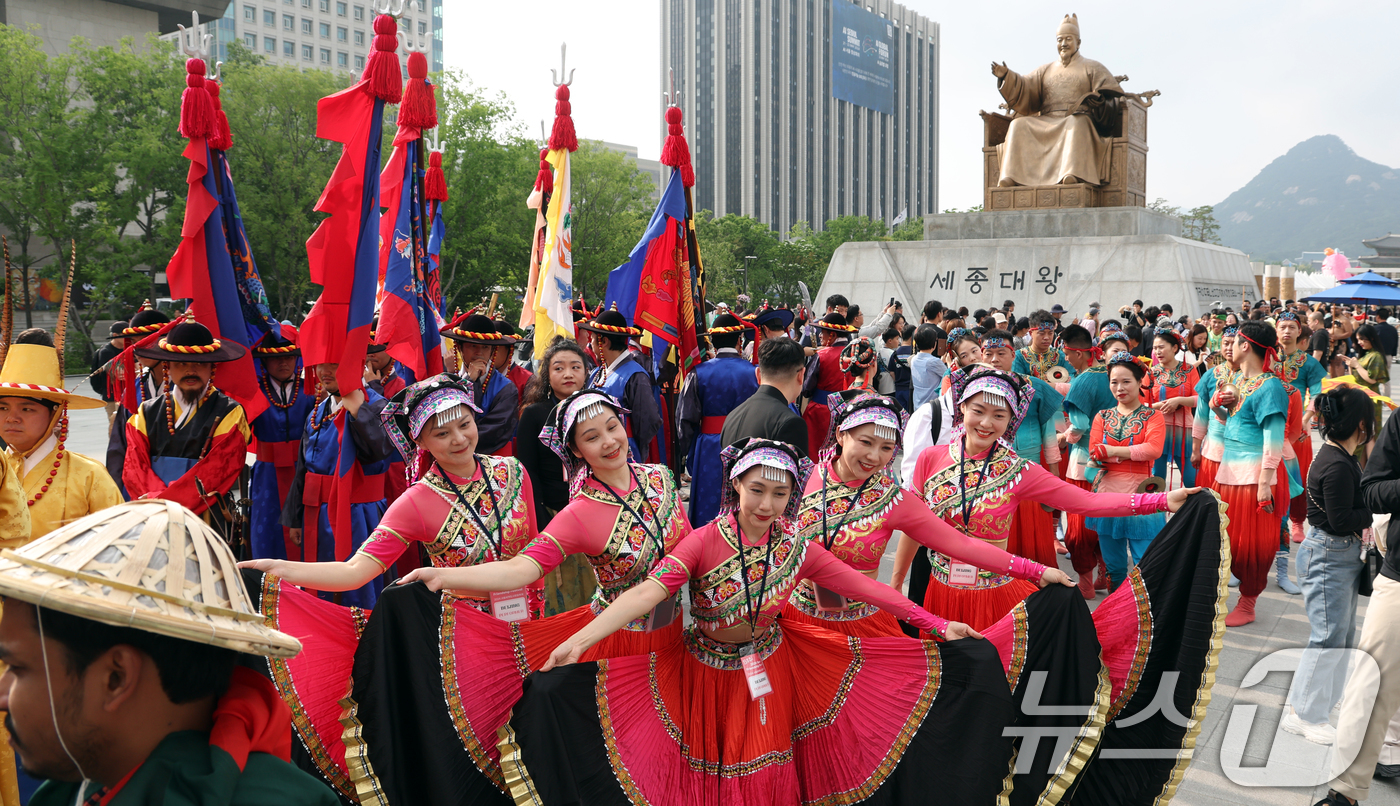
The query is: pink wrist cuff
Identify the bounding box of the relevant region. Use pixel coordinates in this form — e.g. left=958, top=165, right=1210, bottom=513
left=907, top=605, right=948, bottom=640
left=1008, top=555, right=1047, bottom=582
left=1131, top=493, right=1169, bottom=515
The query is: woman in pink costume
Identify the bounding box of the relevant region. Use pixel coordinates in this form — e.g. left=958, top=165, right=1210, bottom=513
left=893, top=365, right=1198, bottom=632
left=785, top=388, right=1070, bottom=639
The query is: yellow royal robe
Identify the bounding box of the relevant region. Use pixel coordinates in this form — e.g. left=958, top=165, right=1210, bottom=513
left=9, top=446, right=122, bottom=541
left=0, top=444, right=30, bottom=806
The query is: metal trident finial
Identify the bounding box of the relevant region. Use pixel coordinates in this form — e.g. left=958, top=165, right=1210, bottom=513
left=664, top=67, right=681, bottom=107
left=176, top=10, right=213, bottom=62
left=370, top=0, right=407, bottom=17
left=396, top=29, right=428, bottom=53
left=211, top=60, right=224, bottom=82
left=424, top=128, right=443, bottom=153
left=551, top=43, right=574, bottom=87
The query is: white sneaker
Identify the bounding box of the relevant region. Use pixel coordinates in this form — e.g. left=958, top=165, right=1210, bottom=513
left=1281, top=710, right=1337, bottom=745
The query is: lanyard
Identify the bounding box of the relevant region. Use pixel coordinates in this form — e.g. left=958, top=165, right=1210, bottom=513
left=736, top=518, right=775, bottom=632
left=596, top=468, right=668, bottom=559
left=819, top=466, right=874, bottom=551
left=957, top=436, right=997, bottom=530
left=437, top=459, right=505, bottom=558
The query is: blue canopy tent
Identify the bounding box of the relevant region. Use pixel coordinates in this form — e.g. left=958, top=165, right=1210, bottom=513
left=1302, top=271, right=1400, bottom=305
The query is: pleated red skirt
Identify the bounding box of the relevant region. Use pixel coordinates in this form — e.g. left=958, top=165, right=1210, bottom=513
left=1196, top=456, right=1220, bottom=491
left=922, top=573, right=1040, bottom=633
left=1216, top=475, right=1288, bottom=597
left=1064, top=477, right=1102, bottom=575
left=1008, top=498, right=1058, bottom=566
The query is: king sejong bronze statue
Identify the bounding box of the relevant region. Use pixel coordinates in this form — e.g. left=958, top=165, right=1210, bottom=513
left=981, top=13, right=1160, bottom=210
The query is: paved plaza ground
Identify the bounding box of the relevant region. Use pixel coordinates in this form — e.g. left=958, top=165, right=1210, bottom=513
left=61, top=376, right=1400, bottom=806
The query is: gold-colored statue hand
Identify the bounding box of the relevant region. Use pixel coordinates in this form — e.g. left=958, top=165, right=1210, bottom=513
left=990, top=61, right=1009, bottom=79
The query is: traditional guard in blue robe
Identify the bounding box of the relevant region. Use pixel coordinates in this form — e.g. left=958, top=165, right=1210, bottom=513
left=438, top=311, right=519, bottom=456
left=678, top=312, right=761, bottom=524
left=278, top=360, right=393, bottom=608
left=248, top=324, right=315, bottom=561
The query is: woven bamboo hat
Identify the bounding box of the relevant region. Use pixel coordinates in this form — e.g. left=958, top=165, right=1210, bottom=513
left=0, top=500, right=301, bottom=658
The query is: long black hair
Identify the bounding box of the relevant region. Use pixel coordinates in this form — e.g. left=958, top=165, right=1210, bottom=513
left=1315, top=386, right=1374, bottom=445
left=522, top=337, right=589, bottom=408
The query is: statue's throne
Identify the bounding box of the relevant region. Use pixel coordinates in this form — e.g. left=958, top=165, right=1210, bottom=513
left=980, top=96, right=1151, bottom=211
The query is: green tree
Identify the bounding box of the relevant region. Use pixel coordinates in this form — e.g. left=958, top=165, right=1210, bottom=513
left=219, top=47, right=353, bottom=322
left=567, top=140, right=654, bottom=302
left=433, top=72, right=538, bottom=321
left=0, top=25, right=86, bottom=332
left=1182, top=205, right=1221, bottom=245
left=693, top=212, right=781, bottom=305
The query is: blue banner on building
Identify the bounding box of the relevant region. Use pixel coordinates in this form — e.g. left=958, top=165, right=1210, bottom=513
left=831, top=1, right=895, bottom=115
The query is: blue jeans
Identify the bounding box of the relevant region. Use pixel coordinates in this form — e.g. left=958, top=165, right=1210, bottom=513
left=1289, top=525, right=1365, bottom=724
left=1153, top=429, right=1196, bottom=488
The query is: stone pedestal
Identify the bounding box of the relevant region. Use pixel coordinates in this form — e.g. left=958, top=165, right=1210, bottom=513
left=819, top=207, right=1256, bottom=321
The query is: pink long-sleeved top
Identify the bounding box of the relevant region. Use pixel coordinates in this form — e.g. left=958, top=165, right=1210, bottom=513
left=909, top=441, right=1167, bottom=548
left=648, top=513, right=947, bottom=638
left=519, top=465, right=691, bottom=618
left=795, top=461, right=1044, bottom=580
left=358, top=456, right=537, bottom=569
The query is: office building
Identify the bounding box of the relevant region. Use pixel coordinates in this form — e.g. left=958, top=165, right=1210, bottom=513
left=162, top=0, right=441, bottom=78
left=2, top=0, right=227, bottom=55
left=662, top=0, right=938, bottom=234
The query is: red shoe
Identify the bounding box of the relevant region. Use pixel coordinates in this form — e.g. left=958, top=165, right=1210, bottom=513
left=1055, top=540, right=1069, bottom=555
left=1290, top=520, right=1306, bottom=543
left=1077, top=573, right=1095, bottom=599
left=1225, top=595, right=1257, bottom=627
left=1094, top=572, right=1108, bottom=591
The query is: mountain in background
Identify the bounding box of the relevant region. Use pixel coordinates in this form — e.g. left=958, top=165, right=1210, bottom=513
left=1214, top=134, right=1400, bottom=263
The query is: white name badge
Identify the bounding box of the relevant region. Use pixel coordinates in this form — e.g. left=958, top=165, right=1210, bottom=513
left=646, top=595, right=681, bottom=632
left=738, top=644, right=773, bottom=700
left=814, top=584, right=848, bottom=612
left=949, top=562, right=979, bottom=586
left=489, top=588, right=530, bottom=623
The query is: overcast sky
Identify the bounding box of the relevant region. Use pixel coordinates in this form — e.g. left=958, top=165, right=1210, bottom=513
left=444, top=0, right=1400, bottom=214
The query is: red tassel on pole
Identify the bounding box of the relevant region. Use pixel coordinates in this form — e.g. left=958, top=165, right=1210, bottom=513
left=547, top=85, right=578, bottom=153
left=205, top=81, right=233, bottom=151
left=533, top=147, right=553, bottom=194
left=361, top=14, right=402, bottom=103
left=424, top=150, right=448, bottom=201
left=179, top=58, right=214, bottom=140
left=398, top=50, right=437, bottom=129
left=659, top=105, right=695, bottom=188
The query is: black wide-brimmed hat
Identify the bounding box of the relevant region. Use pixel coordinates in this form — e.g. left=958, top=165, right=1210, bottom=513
left=576, top=304, right=641, bottom=338
left=704, top=312, right=750, bottom=337
left=366, top=317, right=388, bottom=355
left=812, top=312, right=856, bottom=334
left=747, top=303, right=794, bottom=331
left=440, top=312, right=508, bottom=345
left=493, top=316, right=520, bottom=345
left=120, top=304, right=171, bottom=339
left=253, top=323, right=300, bottom=358
left=134, top=321, right=247, bottom=363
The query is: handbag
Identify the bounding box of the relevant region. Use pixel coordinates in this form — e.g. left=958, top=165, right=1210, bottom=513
left=1307, top=482, right=1383, bottom=596
left=1359, top=544, right=1383, bottom=597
